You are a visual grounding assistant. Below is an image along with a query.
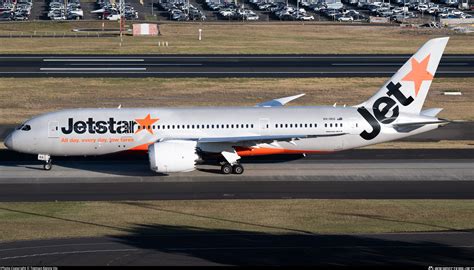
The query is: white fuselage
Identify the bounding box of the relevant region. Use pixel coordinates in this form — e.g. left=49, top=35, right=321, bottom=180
left=6, top=106, right=439, bottom=157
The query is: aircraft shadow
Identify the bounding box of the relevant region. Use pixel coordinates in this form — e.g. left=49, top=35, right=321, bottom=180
left=110, top=223, right=474, bottom=266
left=105, top=201, right=474, bottom=265
left=0, top=203, right=472, bottom=266
left=0, top=149, right=306, bottom=177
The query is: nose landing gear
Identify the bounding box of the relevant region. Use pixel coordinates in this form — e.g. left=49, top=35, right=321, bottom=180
left=38, top=154, right=52, bottom=171
left=43, top=159, right=52, bottom=171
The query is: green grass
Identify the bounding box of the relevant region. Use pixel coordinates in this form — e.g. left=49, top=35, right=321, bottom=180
left=0, top=21, right=473, bottom=54
left=1, top=77, right=472, bottom=125
left=0, top=200, right=473, bottom=242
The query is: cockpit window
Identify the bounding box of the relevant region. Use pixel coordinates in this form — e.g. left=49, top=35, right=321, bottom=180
left=21, top=125, right=31, bottom=131
left=16, top=124, right=24, bottom=130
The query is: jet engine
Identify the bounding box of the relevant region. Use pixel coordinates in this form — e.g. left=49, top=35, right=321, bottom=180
left=148, top=140, right=199, bottom=173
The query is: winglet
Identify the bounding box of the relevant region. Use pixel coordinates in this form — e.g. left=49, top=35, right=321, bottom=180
left=256, top=94, right=305, bottom=107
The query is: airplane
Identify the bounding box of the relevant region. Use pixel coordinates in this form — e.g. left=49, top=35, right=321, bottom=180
left=4, top=37, right=451, bottom=174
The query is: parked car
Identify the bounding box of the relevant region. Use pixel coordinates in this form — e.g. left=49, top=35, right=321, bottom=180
left=297, top=14, right=314, bottom=20
left=106, top=13, right=120, bottom=20
left=337, top=15, right=353, bottom=21
left=0, top=12, right=12, bottom=21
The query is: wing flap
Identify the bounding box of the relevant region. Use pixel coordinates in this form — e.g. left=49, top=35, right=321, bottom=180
left=197, top=133, right=347, bottom=143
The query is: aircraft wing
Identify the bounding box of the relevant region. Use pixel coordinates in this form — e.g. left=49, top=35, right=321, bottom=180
left=256, top=93, right=305, bottom=107
left=196, top=133, right=347, bottom=143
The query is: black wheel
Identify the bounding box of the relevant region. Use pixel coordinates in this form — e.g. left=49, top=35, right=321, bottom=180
left=44, top=161, right=52, bottom=171
left=221, top=163, right=232, bottom=175
left=232, top=164, right=244, bottom=175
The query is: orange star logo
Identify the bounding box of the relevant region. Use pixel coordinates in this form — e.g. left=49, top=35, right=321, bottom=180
left=135, top=114, right=159, bottom=134
left=402, top=54, right=433, bottom=97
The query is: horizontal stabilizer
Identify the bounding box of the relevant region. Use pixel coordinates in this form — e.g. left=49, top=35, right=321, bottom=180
left=393, top=119, right=450, bottom=132
left=421, top=108, right=443, bottom=117
left=256, top=94, right=305, bottom=107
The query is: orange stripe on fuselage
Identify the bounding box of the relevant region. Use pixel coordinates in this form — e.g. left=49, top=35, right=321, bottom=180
left=128, top=143, right=151, bottom=151
left=126, top=144, right=331, bottom=156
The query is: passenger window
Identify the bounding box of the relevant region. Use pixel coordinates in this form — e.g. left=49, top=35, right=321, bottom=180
left=251, top=124, right=254, bottom=128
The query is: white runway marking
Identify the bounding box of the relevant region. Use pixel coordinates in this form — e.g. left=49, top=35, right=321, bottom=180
left=43, top=59, right=144, bottom=62
left=68, top=63, right=203, bottom=66
left=0, top=249, right=139, bottom=260
left=39, top=68, right=147, bottom=71
left=332, top=63, right=469, bottom=66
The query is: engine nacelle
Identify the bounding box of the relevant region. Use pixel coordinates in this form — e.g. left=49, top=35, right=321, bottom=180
left=148, top=140, right=199, bottom=173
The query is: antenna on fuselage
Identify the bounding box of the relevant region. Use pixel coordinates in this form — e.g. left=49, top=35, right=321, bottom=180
left=117, top=104, right=122, bottom=109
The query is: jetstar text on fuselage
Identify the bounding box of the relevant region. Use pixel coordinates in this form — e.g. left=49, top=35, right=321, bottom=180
left=61, top=117, right=137, bottom=134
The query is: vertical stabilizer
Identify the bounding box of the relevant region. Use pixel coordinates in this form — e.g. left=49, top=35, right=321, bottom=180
left=360, top=37, right=449, bottom=114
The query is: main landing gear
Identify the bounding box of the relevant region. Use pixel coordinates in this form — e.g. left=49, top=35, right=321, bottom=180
left=220, top=163, right=244, bottom=175
left=38, top=154, right=52, bottom=171
left=219, top=150, right=244, bottom=175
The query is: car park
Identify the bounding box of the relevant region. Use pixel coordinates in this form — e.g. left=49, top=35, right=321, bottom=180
left=48, top=0, right=83, bottom=20
left=162, top=1, right=205, bottom=21
left=93, top=0, right=138, bottom=20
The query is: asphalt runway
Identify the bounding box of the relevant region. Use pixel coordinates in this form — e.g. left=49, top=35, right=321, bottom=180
left=0, top=54, right=473, bottom=77
left=0, top=148, right=473, bottom=201
left=0, top=232, right=473, bottom=266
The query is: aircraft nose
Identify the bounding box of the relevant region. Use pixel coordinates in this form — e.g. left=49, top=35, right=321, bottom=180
left=4, top=133, right=13, bottom=149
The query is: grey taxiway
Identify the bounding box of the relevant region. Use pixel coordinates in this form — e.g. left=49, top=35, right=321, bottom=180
left=0, top=148, right=473, bottom=201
